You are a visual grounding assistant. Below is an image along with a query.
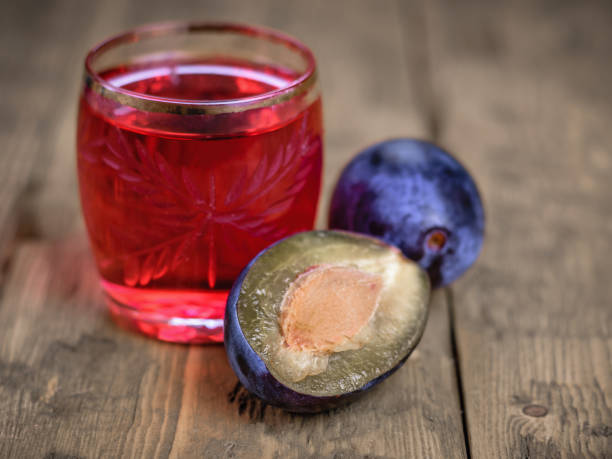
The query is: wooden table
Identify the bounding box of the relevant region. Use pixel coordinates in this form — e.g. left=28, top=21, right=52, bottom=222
left=1, top=1, right=611, bottom=457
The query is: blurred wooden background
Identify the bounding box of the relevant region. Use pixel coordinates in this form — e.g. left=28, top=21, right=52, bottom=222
left=1, top=0, right=611, bottom=457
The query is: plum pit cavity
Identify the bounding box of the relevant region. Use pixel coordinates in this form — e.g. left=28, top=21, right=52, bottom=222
left=280, top=265, right=382, bottom=354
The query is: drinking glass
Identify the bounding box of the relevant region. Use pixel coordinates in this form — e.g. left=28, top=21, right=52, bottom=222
left=77, top=22, right=323, bottom=343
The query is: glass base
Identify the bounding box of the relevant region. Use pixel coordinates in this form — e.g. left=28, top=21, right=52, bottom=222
left=103, top=280, right=227, bottom=343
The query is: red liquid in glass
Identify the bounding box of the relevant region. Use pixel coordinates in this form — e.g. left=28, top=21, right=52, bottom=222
left=77, top=59, right=323, bottom=343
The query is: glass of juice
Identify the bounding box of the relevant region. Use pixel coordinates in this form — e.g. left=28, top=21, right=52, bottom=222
left=77, top=22, right=323, bottom=343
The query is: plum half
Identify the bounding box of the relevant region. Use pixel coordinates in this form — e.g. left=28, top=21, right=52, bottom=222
left=329, top=139, right=484, bottom=287
left=224, top=230, right=430, bottom=413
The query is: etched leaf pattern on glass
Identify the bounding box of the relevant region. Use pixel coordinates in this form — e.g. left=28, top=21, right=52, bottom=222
left=81, top=115, right=319, bottom=288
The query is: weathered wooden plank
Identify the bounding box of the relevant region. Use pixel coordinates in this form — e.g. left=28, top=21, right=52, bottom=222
left=422, top=0, right=612, bottom=457
left=0, top=240, right=185, bottom=458
left=0, top=0, right=135, bottom=269
left=4, top=0, right=135, bottom=243
left=0, top=0, right=65, bottom=265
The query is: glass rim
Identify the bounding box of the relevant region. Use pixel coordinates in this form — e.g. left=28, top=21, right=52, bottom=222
left=84, top=21, right=318, bottom=115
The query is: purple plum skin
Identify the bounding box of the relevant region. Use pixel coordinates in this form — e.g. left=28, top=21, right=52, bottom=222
left=329, top=139, right=484, bottom=287
left=223, top=241, right=411, bottom=413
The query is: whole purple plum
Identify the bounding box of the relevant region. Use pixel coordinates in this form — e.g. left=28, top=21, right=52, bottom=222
left=329, top=139, right=484, bottom=287
left=224, top=230, right=430, bottom=413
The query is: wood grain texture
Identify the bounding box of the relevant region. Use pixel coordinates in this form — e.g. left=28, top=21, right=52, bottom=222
left=0, top=0, right=134, bottom=260
left=0, top=0, right=467, bottom=458
left=421, top=0, right=612, bottom=457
